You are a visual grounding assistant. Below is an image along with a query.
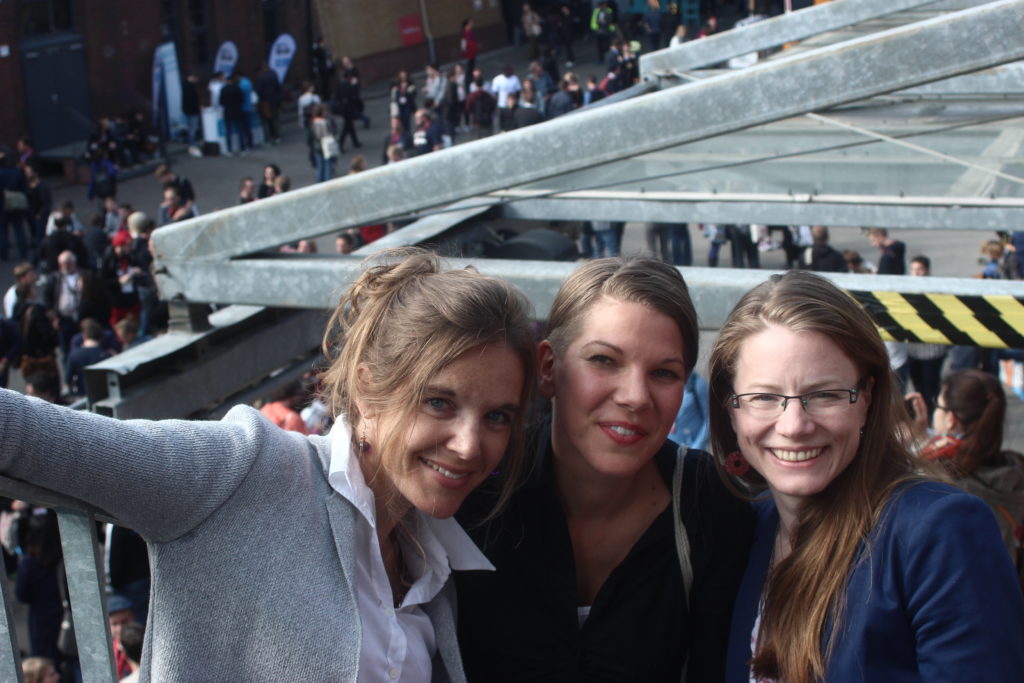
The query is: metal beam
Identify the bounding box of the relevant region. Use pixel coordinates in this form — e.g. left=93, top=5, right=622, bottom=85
left=893, top=62, right=1024, bottom=96
left=674, top=62, right=1024, bottom=97
left=639, top=0, right=940, bottom=82
left=58, top=509, right=118, bottom=683
left=144, top=256, right=1024, bottom=330
left=151, top=0, right=1024, bottom=283
left=86, top=307, right=324, bottom=419
left=492, top=193, right=1024, bottom=231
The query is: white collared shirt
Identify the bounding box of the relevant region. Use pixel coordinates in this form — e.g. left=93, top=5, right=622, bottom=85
left=327, top=418, right=493, bottom=683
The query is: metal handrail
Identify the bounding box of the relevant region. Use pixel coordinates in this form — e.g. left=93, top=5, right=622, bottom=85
left=0, top=477, right=117, bottom=682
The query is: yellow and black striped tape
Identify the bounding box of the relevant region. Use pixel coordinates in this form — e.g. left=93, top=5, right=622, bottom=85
left=849, top=290, right=1024, bottom=349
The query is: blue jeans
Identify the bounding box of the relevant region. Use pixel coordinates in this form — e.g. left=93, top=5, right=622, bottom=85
left=314, top=150, right=335, bottom=183
left=186, top=114, right=201, bottom=146
left=226, top=117, right=251, bottom=152
left=668, top=223, right=692, bottom=266
left=593, top=226, right=620, bottom=257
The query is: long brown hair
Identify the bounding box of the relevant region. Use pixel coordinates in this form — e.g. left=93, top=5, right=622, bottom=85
left=320, top=248, right=536, bottom=518
left=935, top=368, right=1006, bottom=476
left=708, top=271, right=923, bottom=682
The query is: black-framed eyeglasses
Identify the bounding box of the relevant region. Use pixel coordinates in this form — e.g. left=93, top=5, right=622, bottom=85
left=730, top=388, right=859, bottom=418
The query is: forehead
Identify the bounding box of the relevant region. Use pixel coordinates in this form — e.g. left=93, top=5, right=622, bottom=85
left=427, top=344, right=525, bottom=402
left=734, top=325, right=858, bottom=387
left=571, top=297, right=683, bottom=352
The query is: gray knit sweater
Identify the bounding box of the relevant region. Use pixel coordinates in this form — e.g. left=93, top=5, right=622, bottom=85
left=0, top=388, right=466, bottom=682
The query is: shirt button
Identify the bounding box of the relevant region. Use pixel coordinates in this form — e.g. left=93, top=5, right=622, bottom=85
left=388, top=668, right=399, bottom=679
left=384, top=607, right=395, bottom=617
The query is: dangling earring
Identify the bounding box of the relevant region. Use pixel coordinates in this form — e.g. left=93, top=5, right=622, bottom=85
left=358, top=428, right=370, bottom=454
left=725, top=450, right=750, bottom=476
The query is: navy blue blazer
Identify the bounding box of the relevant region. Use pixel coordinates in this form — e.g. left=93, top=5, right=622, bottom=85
left=726, top=482, right=1024, bottom=682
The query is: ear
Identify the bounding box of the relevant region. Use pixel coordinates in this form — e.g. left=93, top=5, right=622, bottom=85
left=538, top=340, right=557, bottom=399
left=354, top=364, right=376, bottom=419
left=861, top=376, right=875, bottom=411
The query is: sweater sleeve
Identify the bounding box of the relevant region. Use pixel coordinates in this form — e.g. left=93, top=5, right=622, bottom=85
left=0, top=388, right=268, bottom=542
left=897, top=487, right=1024, bottom=680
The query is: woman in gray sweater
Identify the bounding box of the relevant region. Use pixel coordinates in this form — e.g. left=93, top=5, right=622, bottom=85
left=0, top=248, right=536, bottom=682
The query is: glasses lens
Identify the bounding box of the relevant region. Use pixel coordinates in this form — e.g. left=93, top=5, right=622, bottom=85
left=803, top=390, right=851, bottom=416
left=740, top=394, right=784, bottom=414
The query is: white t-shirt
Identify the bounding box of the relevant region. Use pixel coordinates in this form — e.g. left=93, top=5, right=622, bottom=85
left=490, top=74, right=522, bottom=108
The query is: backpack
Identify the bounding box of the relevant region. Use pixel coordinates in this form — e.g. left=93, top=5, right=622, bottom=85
left=472, top=91, right=496, bottom=126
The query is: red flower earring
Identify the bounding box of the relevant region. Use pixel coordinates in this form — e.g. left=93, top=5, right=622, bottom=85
left=725, top=450, right=750, bottom=476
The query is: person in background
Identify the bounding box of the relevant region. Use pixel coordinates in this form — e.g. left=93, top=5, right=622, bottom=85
left=522, top=3, right=544, bottom=60
left=118, top=623, right=144, bottom=683
left=219, top=74, right=250, bottom=157
left=257, top=164, right=280, bottom=200
left=843, top=249, right=872, bottom=274
left=153, top=164, right=195, bottom=217
left=911, top=369, right=1024, bottom=570
left=297, top=80, right=321, bottom=129
left=461, top=18, right=480, bottom=84
left=335, top=232, right=354, bottom=255
left=65, top=318, right=111, bottom=397
left=802, top=225, right=846, bottom=273
left=182, top=73, right=203, bottom=157
left=238, top=177, right=256, bottom=204
left=255, top=62, right=284, bottom=144
left=903, top=255, right=947, bottom=417
left=259, top=380, right=309, bottom=434
left=866, top=227, right=906, bottom=274
left=21, top=656, right=60, bottom=683
left=107, top=594, right=136, bottom=679
left=389, top=70, right=417, bottom=134
left=113, top=314, right=150, bottom=350
left=310, top=103, right=339, bottom=183
left=710, top=270, right=1024, bottom=682
left=339, top=56, right=370, bottom=129
left=311, top=36, right=335, bottom=100
left=23, top=162, right=52, bottom=258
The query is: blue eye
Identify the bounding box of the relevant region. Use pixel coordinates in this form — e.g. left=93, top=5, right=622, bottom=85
left=486, top=410, right=513, bottom=426
left=425, top=397, right=453, bottom=413
left=588, top=354, right=614, bottom=366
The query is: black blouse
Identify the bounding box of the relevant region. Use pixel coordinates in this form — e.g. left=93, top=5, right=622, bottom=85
left=455, top=422, right=753, bottom=683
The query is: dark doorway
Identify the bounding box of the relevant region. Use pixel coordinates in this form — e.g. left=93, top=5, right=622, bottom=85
left=21, top=37, right=93, bottom=153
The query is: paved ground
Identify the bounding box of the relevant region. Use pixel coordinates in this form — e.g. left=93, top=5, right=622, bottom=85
left=2, top=37, right=1022, bottom=448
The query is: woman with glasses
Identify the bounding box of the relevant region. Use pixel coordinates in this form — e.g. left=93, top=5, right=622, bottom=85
left=456, top=257, right=754, bottom=682
left=710, top=270, right=1024, bottom=683
left=0, top=248, right=536, bottom=681
left=919, top=369, right=1024, bottom=566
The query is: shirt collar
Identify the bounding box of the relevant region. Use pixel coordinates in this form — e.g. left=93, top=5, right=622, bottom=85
left=327, top=416, right=377, bottom=527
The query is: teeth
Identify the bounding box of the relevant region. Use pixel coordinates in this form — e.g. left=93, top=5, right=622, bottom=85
left=609, top=425, right=639, bottom=436
left=421, top=458, right=469, bottom=479
left=771, top=448, right=823, bottom=462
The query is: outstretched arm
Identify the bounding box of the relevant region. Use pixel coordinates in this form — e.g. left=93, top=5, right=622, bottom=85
left=0, top=388, right=265, bottom=542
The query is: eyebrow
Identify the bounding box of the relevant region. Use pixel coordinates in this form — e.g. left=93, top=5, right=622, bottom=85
left=424, top=385, right=521, bottom=413
left=581, top=340, right=686, bottom=366
left=737, top=379, right=854, bottom=393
